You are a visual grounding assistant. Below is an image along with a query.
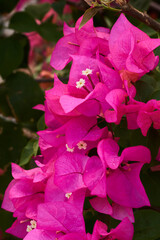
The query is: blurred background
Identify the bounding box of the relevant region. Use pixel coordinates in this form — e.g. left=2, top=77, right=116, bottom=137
left=0, top=0, right=160, bottom=239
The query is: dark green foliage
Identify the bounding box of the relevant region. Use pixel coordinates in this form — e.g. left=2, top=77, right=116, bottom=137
left=25, top=3, right=51, bottom=21
left=0, top=37, right=24, bottom=78
left=0, top=119, right=27, bottom=168
left=0, top=0, right=19, bottom=13
left=9, top=12, right=38, bottom=32
left=19, top=138, right=39, bottom=166
left=38, top=21, right=63, bottom=42
left=5, top=72, right=44, bottom=123
left=79, top=7, right=101, bottom=29
left=134, top=209, right=160, bottom=240
left=141, top=169, right=160, bottom=206
left=52, top=0, right=66, bottom=17
left=130, top=0, right=152, bottom=11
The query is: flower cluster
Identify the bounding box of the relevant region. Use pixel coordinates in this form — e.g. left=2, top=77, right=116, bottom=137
left=2, top=13, right=160, bottom=239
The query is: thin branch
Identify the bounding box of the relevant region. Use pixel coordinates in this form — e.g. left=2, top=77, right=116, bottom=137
left=115, top=0, right=160, bottom=33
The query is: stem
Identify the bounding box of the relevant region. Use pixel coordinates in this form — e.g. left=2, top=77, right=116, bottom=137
left=109, top=123, right=114, bottom=139
left=102, top=4, right=121, bottom=12
left=115, top=1, right=160, bottom=33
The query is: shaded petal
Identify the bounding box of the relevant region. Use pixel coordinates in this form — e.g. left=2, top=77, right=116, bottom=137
left=90, top=197, right=112, bottom=215
left=107, top=163, right=150, bottom=208
left=55, top=153, right=88, bottom=192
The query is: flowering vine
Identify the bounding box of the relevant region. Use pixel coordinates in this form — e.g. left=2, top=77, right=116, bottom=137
left=2, top=7, right=160, bottom=240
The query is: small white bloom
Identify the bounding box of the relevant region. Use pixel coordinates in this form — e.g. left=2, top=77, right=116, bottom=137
left=30, top=220, right=37, bottom=229
left=66, top=144, right=74, bottom=152
left=82, top=68, right=92, bottom=76
left=65, top=192, right=72, bottom=199
left=77, top=141, right=87, bottom=150
left=26, top=225, right=32, bottom=233
left=76, top=78, right=85, bottom=88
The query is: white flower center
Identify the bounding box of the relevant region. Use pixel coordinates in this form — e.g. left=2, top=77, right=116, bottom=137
left=26, top=225, right=32, bottom=233
left=26, top=220, right=37, bottom=233
left=82, top=68, right=92, bottom=76
left=76, top=78, right=85, bottom=88
left=66, top=144, right=74, bottom=152
left=77, top=141, right=87, bottom=150
left=30, top=220, right=37, bottom=229
left=65, top=192, right=72, bottom=199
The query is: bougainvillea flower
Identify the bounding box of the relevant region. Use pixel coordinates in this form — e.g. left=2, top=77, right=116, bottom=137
left=109, top=13, right=160, bottom=79
left=83, top=138, right=151, bottom=207
left=78, top=37, right=109, bottom=60
left=37, top=202, right=85, bottom=234
left=98, top=138, right=151, bottom=168
left=83, top=156, right=107, bottom=197
left=24, top=229, right=58, bottom=240
left=105, top=88, right=139, bottom=127
left=50, top=14, right=110, bottom=70
left=59, top=232, right=87, bottom=240
left=89, top=196, right=134, bottom=223
left=60, top=82, right=110, bottom=116
left=111, top=202, right=134, bottom=223
left=137, top=99, right=160, bottom=136
left=106, top=163, right=150, bottom=208
left=69, top=55, right=122, bottom=92
left=1, top=163, right=48, bottom=238
left=45, top=175, right=86, bottom=212
left=50, top=33, right=79, bottom=70
left=38, top=115, right=106, bottom=153
left=5, top=219, right=30, bottom=239
left=54, top=153, right=88, bottom=192
left=89, top=197, right=112, bottom=215
left=50, top=16, right=95, bottom=70
left=105, top=89, right=128, bottom=124
left=90, top=217, right=134, bottom=240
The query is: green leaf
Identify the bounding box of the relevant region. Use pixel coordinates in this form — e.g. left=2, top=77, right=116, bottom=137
left=147, top=128, right=160, bottom=160
left=19, top=139, right=39, bottom=166
left=79, top=7, right=101, bottom=29
left=138, top=23, right=157, bottom=36
left=38, top=21, right=62, bottom=42
left=131, top=129, right=147, bottom=147
left=10, top=33, right=30, bottom=69
left=150, top=90, right=160, bottom=100
left=114, top=120, right=132, bottom=148
left=153, top=70, right=160, bottom=89
left=0, top=118, right=27, bottom=168
left=84, top=0, right=93, bottom=6
left=0, top=208, right=14, bottom=233
left=130, top=0, right=151, bottom=11
left=37, top=114, right=45, bottom=131
left=25, top=3, right=51, bottom=21
left=0, top=0, right=18, bottom=13
left=154, top=46, right=160, bottom=69
left=0, top=82, right=13, bottom=117
left=0, top=37, right=24, bottom=78
left=135, top=79, right=154, bottom=102
left=131, top=128, right=160, bottom=161
left=9, top=12, right=38, bottom=32
left=134, top=209, right=160, bottom=240
left=141, top=170, right=160, bottom=207
left=6, top=72, right=44, bottom=123
left=52, top=0, right=66, bottom=17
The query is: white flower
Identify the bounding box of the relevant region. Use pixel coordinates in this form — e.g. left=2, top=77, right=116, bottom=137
left=82, top=68, right=92, bottom=76
left=65, top=192, right=72, bottom=199
left=77, top=141, right=87, bottom=150
left=66, top=144, right=75, bottom=152
left=26, top=225, right=32, bottom=233
left=76, top=78, right=85, bottom=88
left=30, top=220, right=37, bottom=229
